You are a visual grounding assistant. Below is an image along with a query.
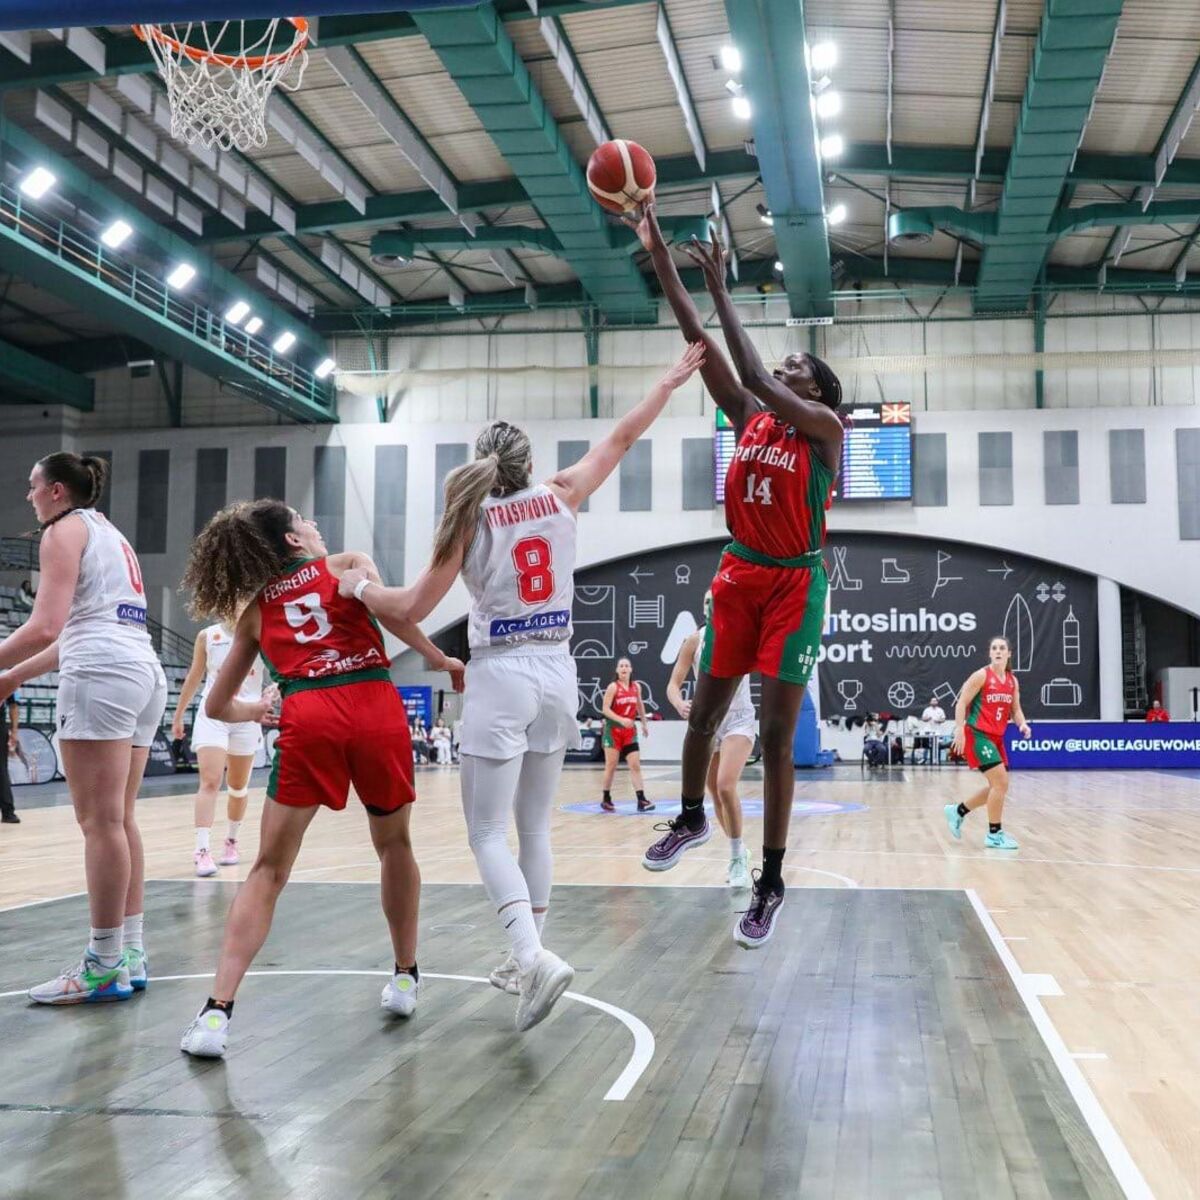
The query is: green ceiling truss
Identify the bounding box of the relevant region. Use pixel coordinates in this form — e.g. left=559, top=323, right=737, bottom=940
left=412, top=4, right=656, bottom=323
left=723, top=0, right=832, bottom=318
left=971, top=0, right=1125, bottom=310
left=0, top=336, right=93, bottom=409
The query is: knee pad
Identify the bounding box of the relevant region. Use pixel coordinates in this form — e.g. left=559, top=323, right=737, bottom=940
left=226, top=786, right=249, bottom=799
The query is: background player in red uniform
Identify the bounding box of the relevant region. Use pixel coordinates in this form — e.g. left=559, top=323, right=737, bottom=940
left=600, top=658, right=652, bottom=812
left=177, top=500, right=463, bottom=1058
left=946, top=635, right=1031, bottom=850
left=628, top=203, right=843, bottom=948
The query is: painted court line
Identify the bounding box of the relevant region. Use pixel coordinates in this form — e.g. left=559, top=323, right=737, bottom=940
left=966, top=889, right=1151, bottom=1200
left=0, top=968, right=654, bottom=1105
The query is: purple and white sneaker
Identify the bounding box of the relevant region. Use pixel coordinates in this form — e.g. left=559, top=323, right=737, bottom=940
left=734, top=875, right=785, bottom=948
left=642, top=815, right=711, bottom=871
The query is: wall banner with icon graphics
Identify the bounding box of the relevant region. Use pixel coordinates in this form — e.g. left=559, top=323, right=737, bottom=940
left=818, top=533, right=1098, bottom=720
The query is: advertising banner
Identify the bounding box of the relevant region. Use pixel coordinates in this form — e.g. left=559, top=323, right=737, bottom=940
left=1006, top=723, right=1200, bottom=769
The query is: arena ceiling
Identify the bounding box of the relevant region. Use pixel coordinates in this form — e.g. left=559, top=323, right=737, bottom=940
left=0, top=0, right=1199, bottom=411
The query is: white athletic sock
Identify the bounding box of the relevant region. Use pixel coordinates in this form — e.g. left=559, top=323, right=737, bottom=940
left=123, top=912, right=144, bottom=953
left=195, top=828, right=210, bottom=853
left=730, top=837, right=745, bottom=859
left=533, top=909, right=547, bottom=936
left=502, top=902, right=541, bottom=973
left=88, top=926, right=123, bottom=968
left=226, top=820, right=241, bottom=842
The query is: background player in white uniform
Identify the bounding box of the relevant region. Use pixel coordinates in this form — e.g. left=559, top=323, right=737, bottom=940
left=172, top=616, right=267, bottom=875
left=666, top=590, right=754, bottom=888
left=0, top=453, right=167, bottom=1004
left=341, top=342, right=705, bottom=1033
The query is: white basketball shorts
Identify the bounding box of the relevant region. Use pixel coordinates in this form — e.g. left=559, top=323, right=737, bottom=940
left=57, top=660, right=168, bottom=747
left=459, top=648, right=581, bottom=760
left=191, top=707, right=263, bottom=756
left=716, top=704, right=757, bottom=746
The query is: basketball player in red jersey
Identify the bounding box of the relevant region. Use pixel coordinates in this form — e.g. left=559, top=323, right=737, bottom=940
left=175, top=500, right=463, bottom=1058
left=946, top=636, right=1031, bottom=850
left=628, top=203, right=843, bottom=948
left=600, top=657, right=653, bottom=812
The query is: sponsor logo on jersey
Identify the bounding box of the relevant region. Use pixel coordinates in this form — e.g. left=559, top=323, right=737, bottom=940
left=304, top=646, right=384, bottom=677
left=262, top=563, right=321, bottom=603
left=489, top=610, right=570, bottom=641
left=115, top=603, right=146, bottom=626
left=485, top=492, right=560, bottom=528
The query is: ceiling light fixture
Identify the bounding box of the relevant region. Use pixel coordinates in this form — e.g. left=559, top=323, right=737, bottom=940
left=166, top=262, right=195, bottom=289
left=810, top=41, right=838, bottom=73
left=100, top=219, right=133, bottom=249
left=815, top=90, right=842, bottom=119
left=719, top=45, right=742, bottom=73
left=19, top=166, right=56, bottom=199
left=731, top=95, right=752, bottom=120
left=224, top=300, right=250, bottom=325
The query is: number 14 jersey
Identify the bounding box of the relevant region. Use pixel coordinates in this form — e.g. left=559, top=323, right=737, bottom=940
left=461, top=483, right=576, bottom=653
left=257, top=557, right=390, bottom=694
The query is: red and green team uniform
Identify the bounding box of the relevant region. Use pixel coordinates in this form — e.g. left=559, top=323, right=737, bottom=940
left=702, top=410, right=836, bottom=686
left=258, top=556, right=414, bottom=813
left=603, top=681, right=641, bottom=755
left=964, top=667, right=1015, bottom=772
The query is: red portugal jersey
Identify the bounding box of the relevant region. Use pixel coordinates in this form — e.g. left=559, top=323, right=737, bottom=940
left=724, top=411, right=837, bottom=559
left=257, top=557, right=391, bottom=694
left=610, top=681, right=640, bottom=720
left=967, top=667, right=1015, bottom=735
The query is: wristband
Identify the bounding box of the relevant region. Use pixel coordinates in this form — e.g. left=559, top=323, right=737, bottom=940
left=352, top=577, right=372, bottom=602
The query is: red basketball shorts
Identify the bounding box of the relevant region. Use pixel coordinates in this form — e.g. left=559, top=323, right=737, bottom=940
left=964, top=726, right=1008, bottom=773
left=700, top=551, right=828, bottom=686
left=268, top=680, right=414, bottom=814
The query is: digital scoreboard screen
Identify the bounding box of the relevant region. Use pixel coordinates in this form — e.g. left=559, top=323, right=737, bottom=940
left=713, top=401, right=913, bottom=504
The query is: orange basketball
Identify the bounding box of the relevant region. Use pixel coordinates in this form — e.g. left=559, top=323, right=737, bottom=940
left=586, top=139, right=656, bottom=214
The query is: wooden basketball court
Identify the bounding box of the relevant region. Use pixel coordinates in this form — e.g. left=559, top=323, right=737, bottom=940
left=1, top=761, right=1189, bottom=1197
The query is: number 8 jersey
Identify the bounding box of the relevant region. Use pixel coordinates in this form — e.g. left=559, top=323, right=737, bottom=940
left=257, top=557, right=391, bottom=693
left=461, top=484, right=576, bottom=653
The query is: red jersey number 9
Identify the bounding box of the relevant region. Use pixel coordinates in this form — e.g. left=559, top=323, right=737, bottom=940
left=284, top=592, right=333, bottom=643
left=512, top=536, right=554, bottom=606
left=120, top=540, right=144, bottom=596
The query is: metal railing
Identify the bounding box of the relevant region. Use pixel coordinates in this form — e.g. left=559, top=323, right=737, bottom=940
left=0, top=181, right=334, bottom=414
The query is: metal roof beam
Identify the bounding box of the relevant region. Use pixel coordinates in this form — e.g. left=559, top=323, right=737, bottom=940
left=0, top=337, right=94, bottom=409
left=973, top=0, right=1125, bottom=311
left=724, top=0, right=832, bottom=318
left=656, top=2, right=706, bottom=172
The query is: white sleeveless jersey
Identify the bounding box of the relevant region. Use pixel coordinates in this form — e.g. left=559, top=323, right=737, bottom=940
left=200, top=623, right=263, bottom=703
left=58, top=509, right=159, bottom=670
left=461, top=483, right=576, bottom=654
left=694, top=626, right=754, bottom=713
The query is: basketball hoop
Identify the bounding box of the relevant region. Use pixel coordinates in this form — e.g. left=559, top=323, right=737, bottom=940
left=132, top=19, right=309, bottom=153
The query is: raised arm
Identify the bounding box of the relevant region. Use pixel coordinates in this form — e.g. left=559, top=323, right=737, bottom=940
left=547, top=341, right=705, bottom=511
left=0, top=520, right=85, bottom=670
left=666, top=630, right=700, bottom=718
left=683, top=229, right=844, bottom=458
left=336, top=545, right=463, bottom=627
left=171, top=632, right=207, bottom=739
left=627, top=202, right=758, bottom=434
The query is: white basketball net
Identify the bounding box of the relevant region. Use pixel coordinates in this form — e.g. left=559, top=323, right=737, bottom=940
left=134, top=19, right=309, bottom=153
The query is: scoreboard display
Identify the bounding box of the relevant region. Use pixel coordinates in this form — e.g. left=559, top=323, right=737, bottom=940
left=713, top=401, right=913, bottom=504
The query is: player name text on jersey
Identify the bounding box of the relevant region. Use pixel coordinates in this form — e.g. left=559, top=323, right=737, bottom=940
left=261, top=563, right=321, bottom=603
left=485, top=493, right=560, bottom=528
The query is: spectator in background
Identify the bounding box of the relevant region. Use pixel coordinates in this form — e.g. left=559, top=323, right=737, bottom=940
left=411, top=716, right=431, bottom=763
left=451, top=717, right=463, bottom=763
left=1, top=689, right=20, bottom=823
left=430, top=717, right=452, bottom=765
left=916, top=696, right=947, bottom=764
left=15, top=580, right=34, bottom=611
left=1146, top=699, right=1170, bottom=723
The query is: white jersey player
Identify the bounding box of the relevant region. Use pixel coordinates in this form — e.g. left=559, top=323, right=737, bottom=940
left=0, top=453, right=167, bottom=1006
left=666, top=590, right=755, bottom=889
left=172, top=619, right=267, bottom=877
left=342, top=342, right=706, bottom=1034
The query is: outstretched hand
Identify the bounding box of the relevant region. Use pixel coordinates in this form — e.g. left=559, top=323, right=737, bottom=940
left=660, top=341, right=706, bottom=390
left=681, top=224, right=728, bottom=291
left=621, top=198, right=662, bottom=253
left=339, top=567, right=368, bottom=599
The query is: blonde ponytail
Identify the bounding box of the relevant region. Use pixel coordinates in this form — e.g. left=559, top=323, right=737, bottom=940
left=430, top=419, right=533, bottom=567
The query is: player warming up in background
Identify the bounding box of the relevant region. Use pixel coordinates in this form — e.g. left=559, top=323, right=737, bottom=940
left=666, top=589, right=753, bottom=888
left=630, top=203, right=843, bottom=948
left=600, top=657, right=653, bottom=812
left=340, top=343, right=704, bottom=1031
left=172, top=614, right=265, bottom=875
left=177, top=501, right=463, bottom=1058
left=0, top=453, right=167, bottom=1004
left=945, top=635, right=1030, bottom=849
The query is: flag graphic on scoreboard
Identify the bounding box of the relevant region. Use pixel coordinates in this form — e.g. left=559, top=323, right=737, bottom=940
left=881, top=403, right=911, bottom=425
